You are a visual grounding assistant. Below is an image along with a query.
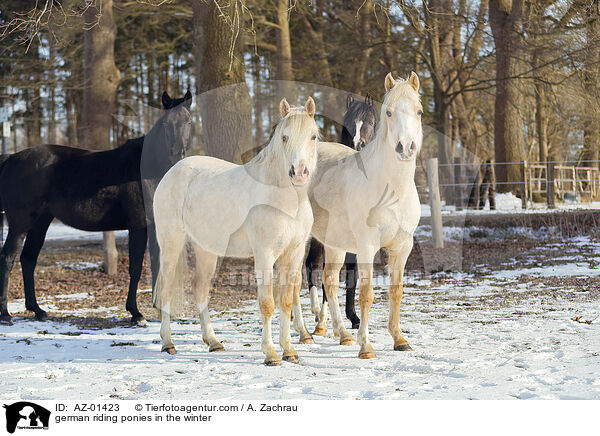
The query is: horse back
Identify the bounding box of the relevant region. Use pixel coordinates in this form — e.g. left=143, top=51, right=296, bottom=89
left=0, top=144, right=145, bottom=232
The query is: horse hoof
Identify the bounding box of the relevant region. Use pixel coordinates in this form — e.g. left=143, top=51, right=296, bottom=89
left=130, top=314, right=146, bottom=326
left=312, top=326, right=327, bottom=336
left=283, top=354, right=299, bottom=364
left=209, top=343, right=225, bottom=352
left=340, top=335, right=355, bottom=346
left=359, top=350, right=377, bottom=359
left=161, top=346, right=177, bottom=355
left=0, top=314, right=12, bottom=325
left=264, top=357, right=282, bottom=366
left=394, top=343, right=412, bottom=351
left=34, top=310, right=48, bottom=321
left=351, top=322, right=360, bottom=329
left=300, top=336, right=314, bottom=344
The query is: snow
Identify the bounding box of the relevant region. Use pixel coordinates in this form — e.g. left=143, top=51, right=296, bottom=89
left=44, top=222, right=128, bottom=242
left=2, top=235, right=600, bottom=400
left=421, top=192, right=600, bottom=217
left=2, top=213, right=600, bottom=400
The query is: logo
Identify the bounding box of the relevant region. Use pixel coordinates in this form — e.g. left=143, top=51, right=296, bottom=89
left=3, top=402, right=50, bottom=434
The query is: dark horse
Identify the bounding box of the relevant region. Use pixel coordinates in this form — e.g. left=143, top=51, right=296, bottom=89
left=0, top=91, right=192, bottom=325
left=306, top=93, right=377, bottom=329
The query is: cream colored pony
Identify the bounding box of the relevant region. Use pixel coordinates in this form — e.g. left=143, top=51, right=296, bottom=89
left=293, top=73, right=422, bottom=359
left=153, top=98, right=319, bottom=366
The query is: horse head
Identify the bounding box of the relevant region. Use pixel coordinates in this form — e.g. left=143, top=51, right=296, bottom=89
left=276, top=97, right=319, bottom=187
left=143, top=91, right=193, bottom=175
left=380, top=72, right=423, bottom=161
left=343, top=93, right=377, bottom=151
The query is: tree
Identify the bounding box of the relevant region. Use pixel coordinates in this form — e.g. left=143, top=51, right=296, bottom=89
left=489, top=0, right=526, bottom=192
left=191, top=0, right=253, bottom=163
left=80, top=0, right=121, bottom=275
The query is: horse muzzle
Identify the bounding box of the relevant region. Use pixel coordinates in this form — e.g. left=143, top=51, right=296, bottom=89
left=289, top=164, right=310, bottom=186
left=396, top=140, right=417, bottom=160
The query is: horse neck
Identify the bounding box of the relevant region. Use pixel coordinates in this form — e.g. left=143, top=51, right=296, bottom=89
left=245, top=141, right=289, bottom=188
left=361, top=132, right=417, bottom=188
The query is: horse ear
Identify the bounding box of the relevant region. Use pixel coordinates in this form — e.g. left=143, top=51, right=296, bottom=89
left=162, top=91, right=172, bottom=109
left=408, top=71, right=420, bottom=92
left=183, top=90, right=192, bottom=109
left=305, top=97, right=316, bottom=118
left=346, top=94, right=353, bottom=109
left=279, top=98, right=290, bottom=118
left=385, top=72, right=396, bottom=92
left=365, top=93, right=373, bottom=106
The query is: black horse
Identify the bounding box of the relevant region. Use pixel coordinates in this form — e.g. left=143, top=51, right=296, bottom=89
left=0, top=91, right=192, bottom=325
left=305, top=93, right=377, bottom=329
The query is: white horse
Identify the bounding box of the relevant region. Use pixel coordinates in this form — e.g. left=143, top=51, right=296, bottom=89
left=153, top=97, right=319, bottom=365
left=293, top=73, right=422, bottom=359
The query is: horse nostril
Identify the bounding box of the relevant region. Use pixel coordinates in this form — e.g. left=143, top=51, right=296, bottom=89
left=303, top=167, right=309, bottom=176
left=410, top=141, right=416, bottom=153
left=396, top=141, right=404, bottom=154
left=289, top=166, right=295, bottom=178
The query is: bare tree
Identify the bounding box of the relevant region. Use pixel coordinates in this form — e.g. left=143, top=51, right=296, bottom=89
left=489, top=0, right=525, bottom=192
left=80, top=0, right=121, bottom=275
left=191, top=0, right=253, bottom=163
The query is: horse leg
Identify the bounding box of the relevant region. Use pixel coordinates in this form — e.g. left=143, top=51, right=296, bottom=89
left=277, top=245, right=309, bottom=362
left=0, top=229, right=26, bottom=323
left=356, top=246, right=377, bottom=359
left=156, top=231, right=186, bottom=355
left=126, top=227, right=147, bottom=325
left=388, top=238, right=414, bottom=351
left=190, top=242, right=222, bottom=352
left=21, top=214, right=53, bottom=321
left=313, top=285, right=329, bottom=335
left=344, top=252, right=360, bottom=329
left=305, top=239, right=322, bottom=318
left=312, top=243, right=330, bottom=335
left=147, top=221, right=160, bottom=292
left=291, top=267, right=314, bottom=344
left=254, top=252, right=279, bottom=366
left=321, top=247, right=354, bottom=345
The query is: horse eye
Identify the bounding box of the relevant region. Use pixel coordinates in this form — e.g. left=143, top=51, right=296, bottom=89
left=282, top=135, right=288, bottom=142
left=311, top=135, right=316, bottom=140
left=386, top=110, right=392, bottom=117
left=417, top=109, right=423, bottom=116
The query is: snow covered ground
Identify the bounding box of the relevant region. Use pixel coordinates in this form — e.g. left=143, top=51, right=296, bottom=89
left=1, top=233, right=600, bottom=400
left=421, top=192, right=600, bottom=217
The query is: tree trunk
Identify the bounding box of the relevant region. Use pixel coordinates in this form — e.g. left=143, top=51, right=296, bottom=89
left=535, top=80, right=548, bottom=163
left=489, top=0, right=525, bottom=193
left=81, top=0, right=121, bottom=275
left=354, top=0, right=374, bottom=91
left=252, top=54, right=264, bottom=149
left=582, top=0, right=600, bottom=166
left=276, top=0, right=296, bottom=100
left=47, top=43, right=57, bottom=144
left=191, top=0, right=253, bottom=164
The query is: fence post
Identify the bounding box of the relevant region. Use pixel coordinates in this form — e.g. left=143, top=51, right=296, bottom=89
left=521, top=160, right=528, bottom=209
left=547, top=160, right=555, bottom=208
left=427, top=158, right=444, bottom=249
left=489, top=159, right=496, bottom=210
left=454, top=157, right=462, bottom=209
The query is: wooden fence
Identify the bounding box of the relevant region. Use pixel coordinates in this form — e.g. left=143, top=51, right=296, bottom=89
left=523, top=162, right=600, bottom=204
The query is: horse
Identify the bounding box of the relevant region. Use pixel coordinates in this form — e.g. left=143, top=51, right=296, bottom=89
left=0, top=91, right=192, bottom=325
left=153, top=97, right=318, bottom=366
left=305, top=93, right=377, bottom=331
left=293, top=73, right=422, bottom=359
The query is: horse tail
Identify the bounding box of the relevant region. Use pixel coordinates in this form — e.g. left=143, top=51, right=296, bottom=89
left=153, top=243, right=187, bottom=318
left=0, top=154, right=10, bottom=245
